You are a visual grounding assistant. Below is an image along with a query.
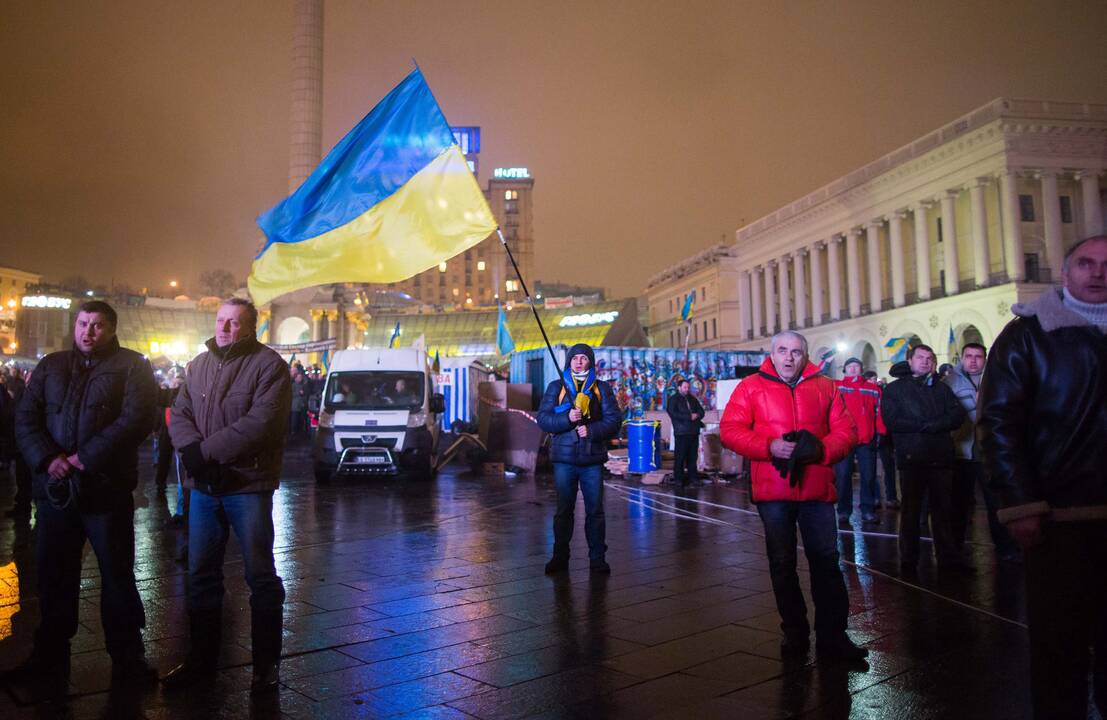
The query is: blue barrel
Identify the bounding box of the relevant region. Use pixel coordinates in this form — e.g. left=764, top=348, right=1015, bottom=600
left=626, top=420, right=662, bottom=473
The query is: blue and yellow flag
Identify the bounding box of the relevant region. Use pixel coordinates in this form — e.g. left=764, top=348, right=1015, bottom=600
left=496, top=303, right=515, bottom=356
left=249, top=68, right=498, bottom=306
left=884, top=336, right=910, bottom=363
left=680, top=291, right=695, bottom=323
left=389, top=321, right=402, bottom=349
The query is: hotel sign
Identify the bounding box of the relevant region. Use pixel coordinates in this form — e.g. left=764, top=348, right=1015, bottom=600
left=493, top=167, right=530, bottom=179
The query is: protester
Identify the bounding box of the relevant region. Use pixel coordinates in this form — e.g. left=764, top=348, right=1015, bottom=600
left=537, top=343, right=621, bottom=575
left=5, top=301, right=158, bottom=694
left=164, top=298, right=291, bottom=694
left=720, top=331, right=867, bottom=661
left=3, top=367, right=32, bottom=519
left=942, top=343, right=1018, bottom=561
left=881, top=344, right=967, bottom=573
left=666, top=379, right=705, bottom=487
left=833, top=358, right=882, bottom=523
left=867, top=372, right=898, bottom=509
left=978, top=235, right=1107, bottom=719
left=290, top=367, right=309, bottom=437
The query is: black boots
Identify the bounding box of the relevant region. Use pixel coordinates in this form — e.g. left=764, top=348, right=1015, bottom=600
left=544, top=556, right=569, bottom=575
left=815, top=632, right=870, bottom=661
left=250, top=606, right=283, bottom=695
left=162, top=608, right=221, bottom=689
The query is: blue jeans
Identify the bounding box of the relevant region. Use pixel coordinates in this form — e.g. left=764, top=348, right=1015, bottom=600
left=187, top=490, right=285, bottom=613
left=34, top=493, right=146, bottom=659
left=552, top=463, right=606, bottom=562
left=834, top=442, right=878, bottom=516
left=757, top=501, right=849, bottom=637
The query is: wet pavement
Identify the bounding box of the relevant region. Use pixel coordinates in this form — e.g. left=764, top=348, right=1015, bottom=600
left=0, top=440, right=1087, bottom=718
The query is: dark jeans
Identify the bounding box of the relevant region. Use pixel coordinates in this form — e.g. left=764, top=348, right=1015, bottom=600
left=187, top=490, right=285, bottom=613
left=154, top=426, right=174, bottom=486
left=834, top=442, right=877, bottom=515
left=552, top=463, right=606, bottom=562
left=10, top=457, right=32, bottom=512
left=34, top=493, right=146, bottom=659
left=877, top=436, right=897, bottom=503
left=1024, top=521, right=1106, bottom=719
left=289, top=409, right=308, bottom=436
left=899, top=466, right=958, bottom=565
left=952, top=460, right=1018, bottom=555
left=756, top=501, right=849, bottom=638
left=673, top=434, right=700, bottom=485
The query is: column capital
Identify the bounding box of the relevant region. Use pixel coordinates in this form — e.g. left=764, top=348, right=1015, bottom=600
left=1074, top=168, right=1103, bottom=181
left=866, top=219, right=883, bottom=230
left=846, top=227, right=862, bottom=238
left=811, top=240, right=825, bottom=250
left=1034, top=168, right=1058, bottom=180
left=325, top=309, right=339, bottom=322
left=885, top=210, right=907, bottom=222
left=915, top=199, right=935, bottom=212
left=942, top=188, right=961, bottom=201
left=344, top=310, right=360, bottom=321
left=309, top=308, right=325, bottom=321
left=970, top=176, right=993, bottom=189
left=792, top=247, right=807, bottom=258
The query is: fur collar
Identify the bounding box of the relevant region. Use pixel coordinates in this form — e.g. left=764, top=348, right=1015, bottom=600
left=1012, top=287, right=1100, bottom=332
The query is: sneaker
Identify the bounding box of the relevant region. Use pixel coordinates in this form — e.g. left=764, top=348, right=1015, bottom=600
left=815, top=632, right=869, bottom=661
left=544, top=557, right=569, bottom=575
left=589, top=560, right=611, bottom=575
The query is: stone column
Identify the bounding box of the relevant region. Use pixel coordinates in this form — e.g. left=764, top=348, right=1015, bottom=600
left=345, top=311, right=359, bottom=350
left=865, top=221, right=883, bottom=313
left=738, top=271, right=752, bottom=339
left=310, top=309, right=323, bottom=342
left=777, top=257, right=791, bottom=330
left=792, top=249, right=808, bottom=328
left=288, top=0, right=324, bottom=193
left=887, top=212, right=906, bottom=307
left=750, top=268, right=763, bottom=338
left=1038, top=171, right=1064, bottom=281
left=999, top=169, right=1024, bottom=282
left=1077, top=170, right=1104, bottom=237
left=941, top=191, right=960, bottom=296
left=845, top=229, right=862, bottom=318
left=969, top=178, right=991, bottom=287
left=827, top=236, right=843, bottom=321
left=763, top=262, right=777, bottom=334
left=809, top=242, right=824, bottom=323
left=914, top=202, right=933, bottom=301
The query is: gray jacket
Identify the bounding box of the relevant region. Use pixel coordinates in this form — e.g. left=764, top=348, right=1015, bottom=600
left=943, top=363, right=982, bottom=461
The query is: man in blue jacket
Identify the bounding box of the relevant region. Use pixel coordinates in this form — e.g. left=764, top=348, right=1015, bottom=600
left=537, top=344, right=621, bottom=575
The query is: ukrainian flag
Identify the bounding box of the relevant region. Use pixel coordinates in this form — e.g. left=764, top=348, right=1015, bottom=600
left=680, top=291, right=695, bottom=323
left=249, top=68, right=498, bottom=306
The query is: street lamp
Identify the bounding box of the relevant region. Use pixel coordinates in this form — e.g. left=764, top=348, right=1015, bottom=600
left=835, top=341, right=848, bottom=353
left=169, top=280, right=179, bottom=289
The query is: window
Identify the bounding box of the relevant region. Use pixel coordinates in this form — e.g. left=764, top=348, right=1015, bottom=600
left=692, top=324, right=698, bottom=343
left=505, top=279, right=519, bottom=292
left=703, top=320, right=708, bottom=340
left=453, top=288, right=459, bottom=297
left=438, top=262, right=447, bottom=272
left=712, top=318, right=717, bottom=339
left=477, top=261, right=486, bottom=271
left=1019, top=194, right=1035, bottom=222
left=701, top=287, right=706, bottom=302
left=504, top=190, right=518, bottom=201
left=505, top=200, right=518, bottom=214
left=1025, top=253, right=1040, bottom=283
left=937, top=218, right=943, bottom=243
left=668, top=299, right=673, bottom=313
left=669, top=330, right=674, bottom=346
left=1060, top=196, right=1073, bottom=224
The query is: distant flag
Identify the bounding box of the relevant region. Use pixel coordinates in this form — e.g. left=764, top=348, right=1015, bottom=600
left=256, top=316, right=270, bottom=341
left=432, top=349, right=441, bottom=374
left=248, top=67, right=499, bottom=306
left=884, top=336, right=910, bottom=363
left=948, top=325, right=957, bottom=362
left=321, top=348, right=330, bottom=371
left=389, top=321, right=402, bottom=349
left=496, top=303, right=516, bottom=356
left=680, top=291, right=696, bottom=323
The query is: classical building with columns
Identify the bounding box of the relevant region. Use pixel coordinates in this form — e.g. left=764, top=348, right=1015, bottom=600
left=648, top=98, right=1106, bottom=376
left=644, top=244, right=743, bottom=349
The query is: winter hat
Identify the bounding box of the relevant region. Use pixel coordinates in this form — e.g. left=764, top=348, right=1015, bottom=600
left=567, top=343, right=595, bottom=368
left=843, top=357, right=863, bottom=370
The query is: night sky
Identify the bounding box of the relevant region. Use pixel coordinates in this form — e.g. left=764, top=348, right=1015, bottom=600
left=2, top=1, right=1105, bottom=299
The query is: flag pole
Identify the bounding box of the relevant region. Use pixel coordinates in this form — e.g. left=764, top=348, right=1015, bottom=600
left=497, top=228, right=569, bottom=391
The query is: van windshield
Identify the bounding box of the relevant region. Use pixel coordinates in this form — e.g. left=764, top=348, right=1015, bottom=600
left=325, top=371, right=425, bottom=411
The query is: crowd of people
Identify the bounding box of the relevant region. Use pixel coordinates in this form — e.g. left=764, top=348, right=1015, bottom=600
left=0, top=234, right=1103, bottom=718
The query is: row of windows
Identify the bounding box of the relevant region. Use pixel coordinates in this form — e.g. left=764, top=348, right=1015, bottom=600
left=668, top=318, right=718, bottom=346
left=1019, top=194, right=1074, bottom=224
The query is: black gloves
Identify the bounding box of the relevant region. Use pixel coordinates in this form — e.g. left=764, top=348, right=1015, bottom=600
left=180, top=442, right=206, bottom=479
left=772, top=430, right=826, bottom=487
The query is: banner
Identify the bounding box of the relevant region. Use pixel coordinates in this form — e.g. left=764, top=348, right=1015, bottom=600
left=267, top=338, right=337, bottom=354
left=543, top=296, right=574, bottom=309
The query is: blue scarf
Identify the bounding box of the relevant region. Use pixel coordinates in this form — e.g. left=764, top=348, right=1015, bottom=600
left=554, top=367, right=598, bottom=414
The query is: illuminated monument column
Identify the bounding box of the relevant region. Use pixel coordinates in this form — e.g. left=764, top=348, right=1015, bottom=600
left=289, top=0, right=324, bottom=193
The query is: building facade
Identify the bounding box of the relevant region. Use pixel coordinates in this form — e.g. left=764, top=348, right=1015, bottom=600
left=644, top=244, right=743, bottom=350
left=0, top=265, right=43, bottom=355
left=647, top=98, right=1106, bottom=377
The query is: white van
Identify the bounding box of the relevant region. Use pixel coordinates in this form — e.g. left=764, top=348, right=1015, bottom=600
left=312, top=348, right=444, bottom=481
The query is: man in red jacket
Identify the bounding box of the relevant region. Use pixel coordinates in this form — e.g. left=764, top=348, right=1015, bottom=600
left=721, top=331, right=867, bottom=661
left=833, top=358, right=882, bottom=524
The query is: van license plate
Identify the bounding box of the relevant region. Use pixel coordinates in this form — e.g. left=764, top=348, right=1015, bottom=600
left=355, top=455, right=387, bottom=464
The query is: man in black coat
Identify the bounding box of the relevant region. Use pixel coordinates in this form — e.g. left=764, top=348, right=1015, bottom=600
left=666, top=379, right=705, bottom=487
left=5, top=301, right=158, bottom=693
left=537, top=343, right=621, bottom=575
left=978, top=235, right=1107, bottom=719
left=880, top=343, right=966, bottom=573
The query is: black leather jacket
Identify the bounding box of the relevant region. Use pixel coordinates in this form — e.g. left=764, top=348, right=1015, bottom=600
left=978, top=289, right=1107, bottom=523
left=666, top=392, right=705, bottom=437
left=16, top=337, right=157, bottom=500
left=881, top=361, right=965, bottom=468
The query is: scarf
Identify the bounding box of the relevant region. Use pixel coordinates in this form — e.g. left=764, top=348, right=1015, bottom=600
left=554, top=366, right=598, bottom=418
left=1062, top=288, right=1107, bottom=331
